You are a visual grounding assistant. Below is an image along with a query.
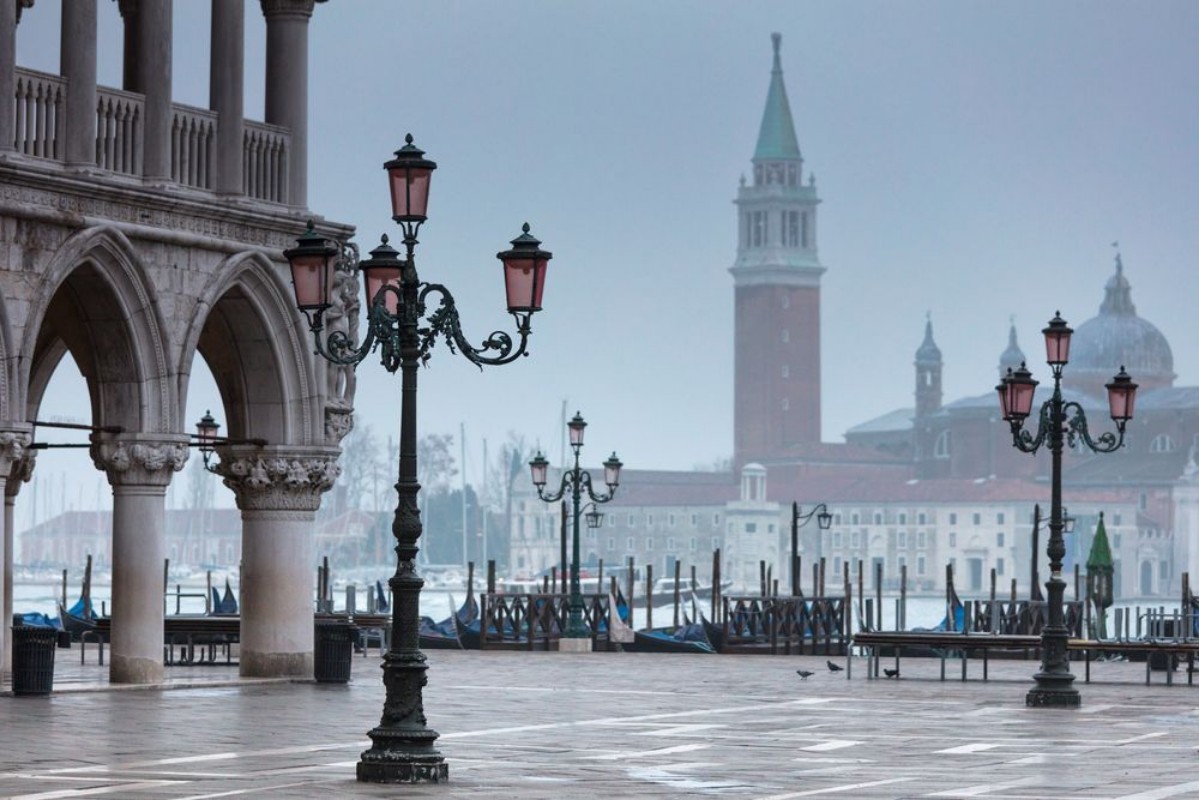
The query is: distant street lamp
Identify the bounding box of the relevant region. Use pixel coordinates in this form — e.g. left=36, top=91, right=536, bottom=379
left=193, top=410, right=266, bottom=472
left=529, top=412, right=622, bottom=648
left=285, top=134, right=552, bottom=783
left=790, top=502, right=832, bottom=596
left=997, top=311, right=1137, bottom=708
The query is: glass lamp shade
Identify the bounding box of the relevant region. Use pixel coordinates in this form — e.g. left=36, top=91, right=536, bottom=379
left=584, top=508, right=604, bottom=529
left=1062, top=508, right=1076, bottom=533
left=384, top=134, right=437, bottom=222
left=1093, top=570, right=1113, bottom=606
left=497, top=223, right=552, bottom=313
left=567, top=412, right=586, bottom=447
left=359, top=236, right=403, bottom=316
left=529, top=452, right=549, bottom=488
left=1105, top=366, right=1138, bottom=422
left=283, top=221, right=338, bottom=313
left=817, top=509, right=833, bottom=530
left=195, top=410, right=220, bottom=453
left=998, top=364, right=1038, bottom=421
left=603, top=452, right=623, bottom=488
left=1042, top=312, right=1073, bottom=366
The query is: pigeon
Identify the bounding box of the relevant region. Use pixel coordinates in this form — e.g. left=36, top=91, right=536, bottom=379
left=884, top=668, right=900, bottom=679
left=796, top=669, right=814, bottom=680
left=827, top=660, right=844, bottom=672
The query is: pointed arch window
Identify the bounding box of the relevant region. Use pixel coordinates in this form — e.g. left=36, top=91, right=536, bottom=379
left=934, top=430, right=952, bottom=459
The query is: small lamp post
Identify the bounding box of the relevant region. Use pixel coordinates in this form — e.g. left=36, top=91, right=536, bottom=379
left=285, top=135, right=551, bottom=784
left=192, top=410, right=266, bottom=472
left=790, top=502, right=832, bottom=596
left=529, top=412, right=622, bottom=649
left=997, top=311, right=1136, bottom=708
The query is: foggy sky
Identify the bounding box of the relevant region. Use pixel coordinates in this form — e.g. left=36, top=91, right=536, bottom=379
left=13, top=1, right=1199, bottom=519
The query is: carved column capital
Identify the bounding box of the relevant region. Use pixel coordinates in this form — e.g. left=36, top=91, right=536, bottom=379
left=0, top=428, right=34, bottom=496
left=16, top=1, right=35, bottom=26
left=215, top=446, right=340, bottom=512
left=90, top=435, right=189, bottom=487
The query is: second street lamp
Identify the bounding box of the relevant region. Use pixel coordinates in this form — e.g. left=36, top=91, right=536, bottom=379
left=790, top=502, right=832, bottom=597
left=529, top=412, right=622, bottom=650
left=285, top=134, right=551, bottom=783
left=997, top=311, right=1137, bottom=708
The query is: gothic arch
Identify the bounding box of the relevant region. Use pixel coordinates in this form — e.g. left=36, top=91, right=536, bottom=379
left=180, top=251, right=321, bottom=447
left=20, top=226, right=174, bottom=433
left=0, top=291, right=14, bottom=422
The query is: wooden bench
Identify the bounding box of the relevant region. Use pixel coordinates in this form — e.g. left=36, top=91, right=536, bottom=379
left=81, top=616, right=241, bottom=667
left=853, top=630, right=1199, bottom=685
left=348, top=612, right=390, bottom=656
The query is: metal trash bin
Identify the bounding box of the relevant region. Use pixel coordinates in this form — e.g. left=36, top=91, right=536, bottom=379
left=11, top=626, right=57, bottom=695
left=314, top=622, right=357, bottom=683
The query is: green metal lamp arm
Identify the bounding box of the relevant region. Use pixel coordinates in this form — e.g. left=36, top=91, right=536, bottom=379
left=418, top=283, right=533, bottom=368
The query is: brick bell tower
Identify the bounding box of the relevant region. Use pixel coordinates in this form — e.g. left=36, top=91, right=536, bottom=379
left=731, top=33, right=825, bottom=467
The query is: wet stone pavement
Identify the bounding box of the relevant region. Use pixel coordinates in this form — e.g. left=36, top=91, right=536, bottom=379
left=2, top=650, right=1199, bottom=799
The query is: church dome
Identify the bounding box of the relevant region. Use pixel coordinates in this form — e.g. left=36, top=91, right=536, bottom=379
left=1069, top=255, right=1174, bottom=389
left=998, top=319, right=1025, bottom=380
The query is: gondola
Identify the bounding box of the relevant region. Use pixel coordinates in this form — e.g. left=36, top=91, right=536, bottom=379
left=420, top=594, right=477, bottom=650
left=57, top=595, right=97, bottom=641
left=623, top=621, right=717, bottom=654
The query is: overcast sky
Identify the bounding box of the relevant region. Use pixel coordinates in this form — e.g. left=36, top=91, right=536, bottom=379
left=14, top=1, right=1199, bottom=520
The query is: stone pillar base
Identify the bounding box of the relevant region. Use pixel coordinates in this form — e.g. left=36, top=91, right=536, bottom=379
left=557, top=637, right=593, bottom=653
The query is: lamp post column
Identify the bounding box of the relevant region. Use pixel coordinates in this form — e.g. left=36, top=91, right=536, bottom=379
left=568, top=459, right=585, bottom=638
left=357, top=250, right=449, bottom=783
left=1028, top=374, right=1078, bottom=707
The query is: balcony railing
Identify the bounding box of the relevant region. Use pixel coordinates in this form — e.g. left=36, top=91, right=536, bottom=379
left=10, top=67, right=290, bottom=204
left=13, top=68, right=64, bottom=159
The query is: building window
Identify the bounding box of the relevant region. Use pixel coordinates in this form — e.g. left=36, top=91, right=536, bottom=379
left=899, top=513, right=907, bottom=525
left=752, top=211, right=767, bottom=247
left=801, top=212, right=810, bottom=248
left=782, top=397, right=790, bottom=411
left=833, top=532, right=843, bottom=548
left=1113, top=513, right=1122, bottom=526
left=627, top=513, right=635, bottom=525
left=711, top=536, right=720, bottom=551
left=997, top=512, right=1005, bottom=524
left=949, top=513, right=957, bottom=525
left=781, top=329, right=789, bottom=343
left=851, top=513, right=860, bottom=525
left=917, top=555, right=926, bottom=575
left=917, top=531, right=927, bottom=549
left=850, top=531, right=861, bottom=548
left=997, top=532, right=1005, bottom=547
left=713, top=514, right=721, bottom=526
left=781, top=292, right=791, bottom=309
left=786, top=210, right=800, bottom=247
left=667, top=537, right=676, bottom=551
left=608, top=515, right=615, bottom=527
left=746, top=523, right=757, bottom=534
left=1160, top=560, right=1169, bottom=580
left=997, top=558, right=1005, bottom=576
left=626, top=537, right=635, bottom=550
left=949, top=532, right=957, bottom=547
left=1150, top=434, right=1175, bottom=453
left=607, top=537, right=615, bottom=551
left=647, top=514, right=654, bottom=526
left=646, top=537, right=655, bottom=551
left=668, top=514, right=676, bottom=528
left=918, top=512, right=927, bottom=525
left=898, top=531, right=908, bottom=549
left=972, top=513, right=981, bottom=525
left=833, top=556, right=842, bottom=575
left=934, top=430, right=952, bottom=459
left=781, top=363, right=789, bottom=379
left=874, top=513, right=883, bottom=525
left=690, top=513, right=698, bottom=526
left=689, top=537, right=697, bottom=552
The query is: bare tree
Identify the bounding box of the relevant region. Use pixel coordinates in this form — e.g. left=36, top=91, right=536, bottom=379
left=338, top=423, right=382, bottom=511
left=417, top=433, right=457, bottom=493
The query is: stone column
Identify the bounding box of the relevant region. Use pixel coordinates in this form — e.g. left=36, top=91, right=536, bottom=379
left=0, top=0, right=17, bottom=155
left=260, top=0, right=317, bottom=207
left=0, top=430, right=33, bottom=676
left=138, top=0, right=172, bottom=182
left=92, top=437, right=187, bottom=684
left=61, top=0, right=98, bottom=167
left=211, top=0, right=245, bottom=195
left=116, top=0, right=140, bottom=92
left=216, top=448, right=338, bottom=678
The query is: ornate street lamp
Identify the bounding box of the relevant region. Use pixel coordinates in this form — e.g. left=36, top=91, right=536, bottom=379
left=529, top=412, right=622, bottom=648
left=790, top=502, right=832, bottom=596
left=997, top=311, right=1136, bottom=708
left=192, top=410, right=266, bottom=472
left=285, top=135, right=551, bottom=784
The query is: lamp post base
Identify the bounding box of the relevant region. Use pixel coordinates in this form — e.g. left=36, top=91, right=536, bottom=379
left=1025, top=673, right=1081, bottom=708
left=357, top=752, right=448, bottom=784
left=558, top=637, right=593, bottom=653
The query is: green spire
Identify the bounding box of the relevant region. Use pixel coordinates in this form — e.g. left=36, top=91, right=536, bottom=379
left=753, top=32, right=802, bottom=163
left=1086, top=511, right=1113, bottom=570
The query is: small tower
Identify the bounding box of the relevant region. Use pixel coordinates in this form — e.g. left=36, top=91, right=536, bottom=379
left=998, top=316, right=1025, bottom=380
left=731, top=33, right=825, bottom=466
left=914, top=314, right=943, bottom=418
